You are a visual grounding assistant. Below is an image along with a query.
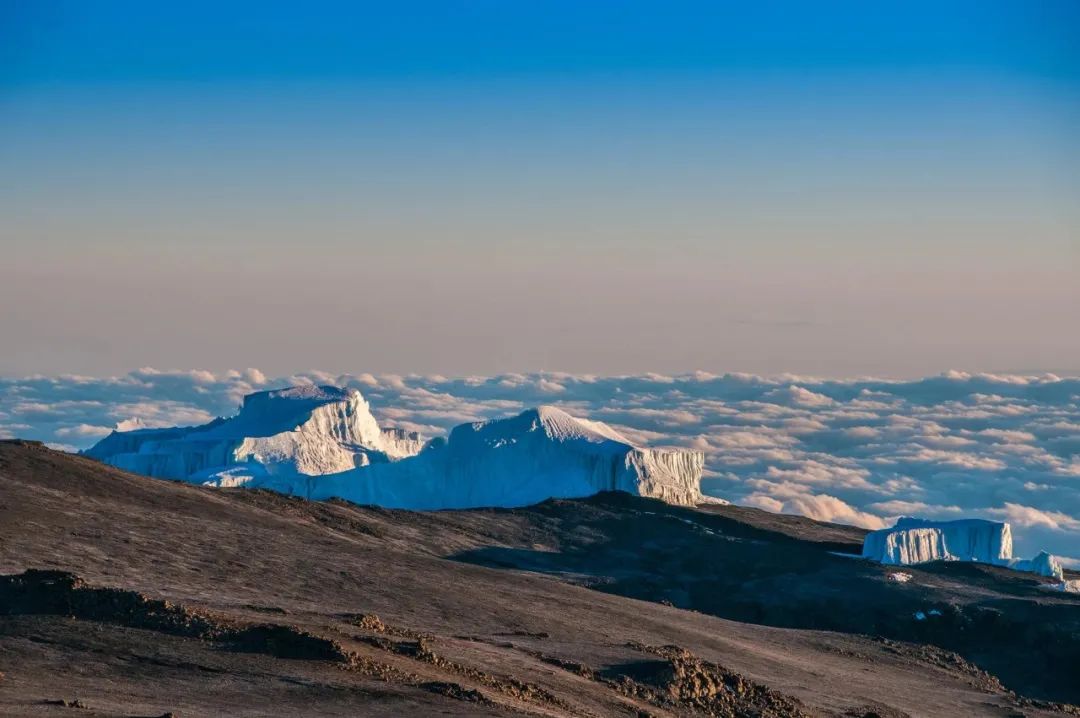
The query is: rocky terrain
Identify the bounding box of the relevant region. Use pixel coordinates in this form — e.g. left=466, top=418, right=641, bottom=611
left=2, top=439, right=1079, bottom=717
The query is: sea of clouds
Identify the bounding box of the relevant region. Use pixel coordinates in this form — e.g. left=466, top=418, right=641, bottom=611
left=2, top=368, right=1078, bottom=563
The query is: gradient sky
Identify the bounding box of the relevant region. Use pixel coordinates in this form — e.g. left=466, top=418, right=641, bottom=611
left=2, top=1, right=1078, bottom=377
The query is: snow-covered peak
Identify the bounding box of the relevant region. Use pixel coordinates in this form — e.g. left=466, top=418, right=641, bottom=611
left=300, top=403, right=704, bottom=509
left=87, top=391, right=705, bottom=511
left=531, top=405, right=631, bottom=444
left=179, top=384, right=392, bottom=451
left=466, top=405, right=628, bottom=444
left=85, top=384, right=421, bottom=479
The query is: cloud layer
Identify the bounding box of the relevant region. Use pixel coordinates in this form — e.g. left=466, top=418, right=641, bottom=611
left=3, top=369, right=1078, bottom=561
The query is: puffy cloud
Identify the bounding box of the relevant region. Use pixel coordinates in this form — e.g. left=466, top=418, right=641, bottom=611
left=742, top=494, right=785, bottom=512
left=759, top=461, right=879, bottom=492
left=703, top=430, right=795, bottom=450
left=975, top=429, right=1037, bottom=444
left=746, top=490, right=887, bottom=530
left=984, top=503, right=1080, bottom=532
left=763, top=385, right=836, bottom=408
left=54, top=424, right=113, bottom=439
left=2, top=369, right=1079, bottom=557
left=591, top=407, right=702, bottom=430
left=867, top=500, right=963, bottom=517
left=844, top=426, right=881, bottom=440
left=899, top=448, right=1007, bottom=471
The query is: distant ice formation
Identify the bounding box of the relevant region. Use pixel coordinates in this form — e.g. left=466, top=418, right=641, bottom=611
left=1008, top=551, right=1065, bottom=581
left=85, top=386, right=422, bottom=480
left=863, top=517, right=1063, bottom=579
left=862, top=517, right=1014, bottom=565
left=296, top=405, right=704, bottom=509
left=85, top=386, right=705, bottom=509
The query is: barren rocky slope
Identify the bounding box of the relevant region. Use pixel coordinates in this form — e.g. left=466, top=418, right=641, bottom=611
left=1, top=440, right=1078, bottom=717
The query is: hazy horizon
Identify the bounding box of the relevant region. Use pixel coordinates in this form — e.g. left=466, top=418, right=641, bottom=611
left=2, top=2, right=1078, bottom=377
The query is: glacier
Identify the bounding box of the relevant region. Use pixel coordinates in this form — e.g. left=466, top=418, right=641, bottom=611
left=84, top=385, right=423, bottom=483
left=1008, top=551, right=1065, bottom=580
left=85, top=387, right=705, bottom=509
left=300, top=406, right=705, bottom=509
left=862, top=517, right=1014, bottom=566
left=862, top=517, right=1064, bottom=579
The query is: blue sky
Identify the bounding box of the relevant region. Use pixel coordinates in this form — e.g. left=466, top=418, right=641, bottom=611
left=1, top=1, right=1078, bottom=376
left=4, top=2, right=1079, bottom=83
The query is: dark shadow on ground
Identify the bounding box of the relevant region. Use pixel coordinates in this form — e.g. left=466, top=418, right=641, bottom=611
left=452, top=494, right=1080, bottom=705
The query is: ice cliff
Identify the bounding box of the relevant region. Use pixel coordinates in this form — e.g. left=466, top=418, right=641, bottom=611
left=85, top=390, right=705, bottom=509
left=862, top=517, right=1014, bottom=566
left=302, top=406, right=704, bottom=509
left=862, top=517, right=1063, bottom=579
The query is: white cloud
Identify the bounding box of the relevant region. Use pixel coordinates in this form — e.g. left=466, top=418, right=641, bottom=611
left=537, top=379, right=566, bottom=394
left=746, top=490, right=887, bottom=529
left=867, top=500, right=963, bottom=517
left=844, top=426, right=880, bottom=440
left=984, top=503, right=1080, bottom=532
left=54, top=424, right=113, bottom=439
left=975, top=428, right=1037, bottom=443
left=759, top=461, right=878, bottom=491
left=763, top=385, right=836, bottom=408
left=2, top=368, right=1079, bottom=557
left=743, top=494, right=785, bottom=512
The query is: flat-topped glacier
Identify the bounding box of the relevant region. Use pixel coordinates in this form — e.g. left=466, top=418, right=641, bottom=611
left=85, top=387, right=705, bottom=509
left=863, top=517, right=1063, bottom=579
left=863, top=517, right=1014, bottom=565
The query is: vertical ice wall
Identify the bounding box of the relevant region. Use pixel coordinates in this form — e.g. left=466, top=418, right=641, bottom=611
left=862, top=517, right=1063, bottom=579
left=862, top=517, right=1013, bottom=565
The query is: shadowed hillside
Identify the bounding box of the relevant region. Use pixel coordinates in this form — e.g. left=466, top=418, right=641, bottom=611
left=2, top=440, right=1078, bottom=717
